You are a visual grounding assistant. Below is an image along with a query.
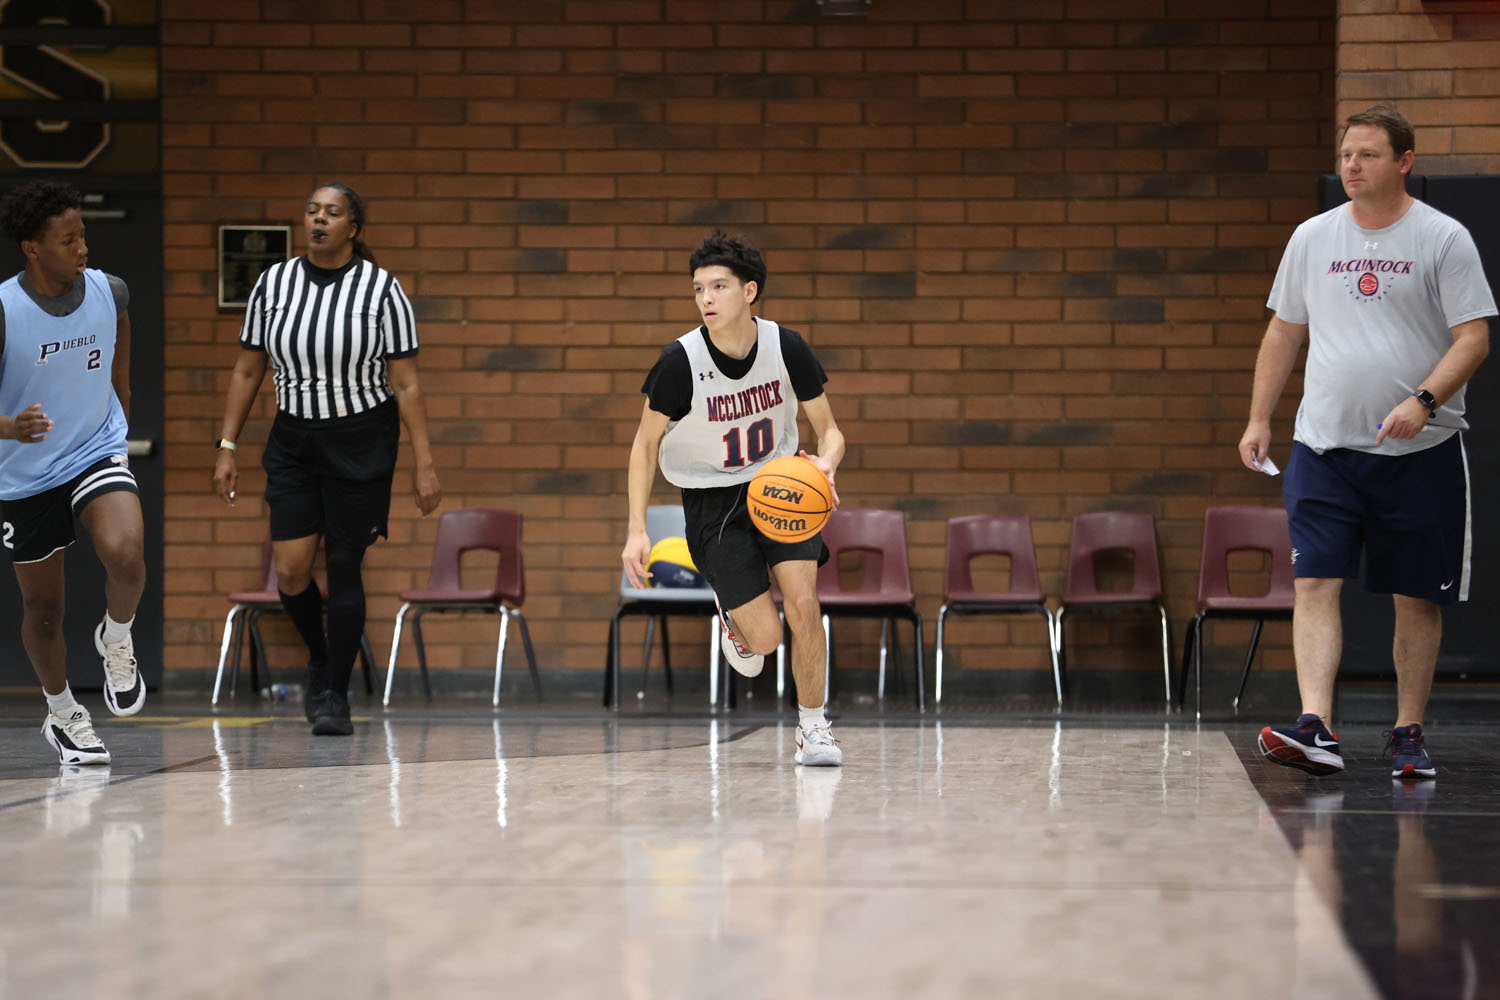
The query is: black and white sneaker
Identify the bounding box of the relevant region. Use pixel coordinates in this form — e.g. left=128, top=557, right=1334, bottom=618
left=42, top=706, right=111, bottom=766
left=95, top=622, right=146, bottom=717
left=1258, top=713, right=1343, bottom=776
left=714, top=596, right=765, bottom=678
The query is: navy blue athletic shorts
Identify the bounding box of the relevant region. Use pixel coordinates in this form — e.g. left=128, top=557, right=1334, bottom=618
left=1282, top=435, right=1470, bottom=604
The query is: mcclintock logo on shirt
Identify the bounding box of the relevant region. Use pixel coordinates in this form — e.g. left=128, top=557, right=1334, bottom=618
left=1326, top=253, right=1414, bottom=304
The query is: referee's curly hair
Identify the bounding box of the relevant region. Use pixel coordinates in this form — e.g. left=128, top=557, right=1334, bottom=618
left=0, top=179, right=83, bottom=248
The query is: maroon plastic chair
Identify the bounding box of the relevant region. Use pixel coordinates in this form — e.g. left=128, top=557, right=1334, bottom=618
left=383, top=508, right=542, bottom=707
left=1057, top=511, right=1172, bottom=705
left=816, top=508, right=925, bottom=710
left=212, top=536, right=376, bottom=705
left=936, top=515, right=1060, bottom=705
left=1178, top=506, right=1295, bottom=718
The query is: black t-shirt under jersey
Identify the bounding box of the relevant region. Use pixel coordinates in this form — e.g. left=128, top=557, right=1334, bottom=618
left=641, top=323, right=827, bottom=420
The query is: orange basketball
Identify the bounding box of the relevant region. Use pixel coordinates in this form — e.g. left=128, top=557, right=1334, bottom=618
left=746, top=455, right=833, bottom=543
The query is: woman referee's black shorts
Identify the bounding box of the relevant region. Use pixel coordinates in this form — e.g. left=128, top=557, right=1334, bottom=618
left=682, top=482, right=829, bottom=611
left=263, top=398, right=399, bottom=549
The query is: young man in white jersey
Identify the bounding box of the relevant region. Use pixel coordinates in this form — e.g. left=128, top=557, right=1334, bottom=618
left=0, top=180, right=148, bottom=766
left=1241, top=107, right=1496, bottom=780
left=622, top=232, right=846, bottom=765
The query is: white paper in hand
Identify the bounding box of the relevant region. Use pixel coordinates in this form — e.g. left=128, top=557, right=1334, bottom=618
left=1252, top=453, right=1280, bottom=477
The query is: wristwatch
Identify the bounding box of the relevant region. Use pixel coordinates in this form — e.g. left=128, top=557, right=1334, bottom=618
left=216, top=438, right=238, bottom=452
left=1413, top=389, right=1437, bottom=417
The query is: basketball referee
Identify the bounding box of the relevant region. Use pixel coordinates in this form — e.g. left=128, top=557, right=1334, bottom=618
left=213, top=183, right=441, bottom=736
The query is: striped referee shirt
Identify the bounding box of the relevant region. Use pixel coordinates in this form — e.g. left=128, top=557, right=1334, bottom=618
left=239, top=255, right=418, bottom=420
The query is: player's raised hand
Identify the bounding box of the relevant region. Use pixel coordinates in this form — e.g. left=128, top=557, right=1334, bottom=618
left=8, top=403, right=52, bottom=444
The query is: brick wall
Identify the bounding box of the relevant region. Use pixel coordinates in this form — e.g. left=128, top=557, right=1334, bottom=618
left=1337, top=0, right=1500, bottom=173
left=161, top=1, right=1363, bottom=698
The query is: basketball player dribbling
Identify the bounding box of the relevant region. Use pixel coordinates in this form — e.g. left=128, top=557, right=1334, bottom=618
left=621, top=232, right=846, bottom=765
left=0, top=180, right=148, bottom=766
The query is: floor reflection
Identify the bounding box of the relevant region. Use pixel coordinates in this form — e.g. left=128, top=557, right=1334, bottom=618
left=1, top=706, right=1495, bottom=999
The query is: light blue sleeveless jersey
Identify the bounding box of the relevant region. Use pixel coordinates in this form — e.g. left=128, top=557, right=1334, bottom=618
left=0, top=269, right=126, bottom=500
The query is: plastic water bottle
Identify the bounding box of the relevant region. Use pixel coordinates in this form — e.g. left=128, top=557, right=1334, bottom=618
left=260, top=683, right=304, bottom=702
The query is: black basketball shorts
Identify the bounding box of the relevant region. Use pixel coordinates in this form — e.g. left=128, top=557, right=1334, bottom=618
left=263, top=399, right=400, bottom=551
left=0, top=455, right=138, bottom=564
left=682, top=481, right=828, bottom=611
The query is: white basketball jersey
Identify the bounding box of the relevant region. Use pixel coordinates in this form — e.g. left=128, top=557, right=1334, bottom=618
left=657, top=318, right=801, bottom=488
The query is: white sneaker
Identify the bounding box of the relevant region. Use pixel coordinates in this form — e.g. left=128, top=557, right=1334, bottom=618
left=95, top=622, right=146, bottom=717
left=42, top=706, right=111, bottom=766
left=715, top=596, right=765, bottom=678
left=795, top=723, right=843, bottom=767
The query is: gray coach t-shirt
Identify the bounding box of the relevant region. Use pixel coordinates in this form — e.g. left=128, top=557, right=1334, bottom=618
left=1267, top=199, right=1497, bottom=456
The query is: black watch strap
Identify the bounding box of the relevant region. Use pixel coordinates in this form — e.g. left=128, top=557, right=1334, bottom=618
left=1414, top=389, right=1437, bottom=416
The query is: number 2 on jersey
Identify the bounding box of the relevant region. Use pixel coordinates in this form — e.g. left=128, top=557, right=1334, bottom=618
left=722, top=418, right=773, bottom=468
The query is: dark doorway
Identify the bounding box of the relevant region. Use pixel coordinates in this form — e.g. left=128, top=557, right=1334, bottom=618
left=1317, top=174, right=1500, bottom=679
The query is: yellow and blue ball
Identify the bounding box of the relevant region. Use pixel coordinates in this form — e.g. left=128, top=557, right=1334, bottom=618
left=648, top=536, right=704, bottom=588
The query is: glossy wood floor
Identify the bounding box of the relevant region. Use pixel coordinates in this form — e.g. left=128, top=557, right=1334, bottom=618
left=1, top=696, right=1495, bottom=999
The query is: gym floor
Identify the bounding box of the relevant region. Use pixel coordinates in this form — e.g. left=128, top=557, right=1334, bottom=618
left=0, top=696, right=1495, bottom=999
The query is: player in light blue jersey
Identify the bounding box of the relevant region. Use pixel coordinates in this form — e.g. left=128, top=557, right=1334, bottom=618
left=0, top=180, right=147, bottom=766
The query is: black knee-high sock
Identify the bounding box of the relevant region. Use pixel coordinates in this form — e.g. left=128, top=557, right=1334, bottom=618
left=278, top=582, right=328, bottom=687
left=324, top=544, right=368, bottom=696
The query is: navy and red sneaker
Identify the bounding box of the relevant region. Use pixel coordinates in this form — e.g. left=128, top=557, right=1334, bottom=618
left=1384, top=723, right=1437, bottom=780
left=1258, top=713, right=1344, bottom=776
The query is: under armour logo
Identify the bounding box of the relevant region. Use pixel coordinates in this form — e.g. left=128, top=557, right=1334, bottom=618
left=698, top=371, right=714, bottom=380
left=1363, top=240, right=1380, bottom=250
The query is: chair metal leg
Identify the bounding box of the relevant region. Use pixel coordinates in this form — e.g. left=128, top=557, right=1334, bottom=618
left=384, top=603, right=411, bottom=707
left=1232, top=618, right=1265, bottom=711
left=708, top=614, right=719, bottom=708
left=213, top=606, right=246, bottom=706
left=1044, top=607, right=1062, bottom=706
left=1177, top=616, right=1198, bottom=709
left=513, top=609, right=542, bottom=701
left=934, top=604, right=949, bottom=705
left=229, top=609, right=246, bottom=699
left=659, top=615, right=674, bottom=695
left=776, top=610, right=786, bottom=702
left=492, top=608, right=511, bottom=708
left=878, top=618, right=890, bottom=700
left=1054, top=606, right=1067, bottom=691
left=1194, top=613, right=1206, bottom=720
left=411, top=611, right=432, bottom=701
left=607, top=611, right=624, bottom=710
left=910, top=611, right=926, bottom=712
left=247, top=609, right=269, bottom=694
left=1157, top=603, right=1173, bottom=708
left=821, top=613, right=831, bottom=710
left=638, top=616, right=656, bottom=699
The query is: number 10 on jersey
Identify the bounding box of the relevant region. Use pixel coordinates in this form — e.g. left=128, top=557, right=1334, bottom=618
left=722, top=418, right=773, bottom=468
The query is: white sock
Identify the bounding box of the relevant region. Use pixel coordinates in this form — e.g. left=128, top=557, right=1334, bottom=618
left=101, top=612, right=133, bottom=645
left=798, top=704, right=827, bottom=731
left=45, top=685, right=80, bottom=716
